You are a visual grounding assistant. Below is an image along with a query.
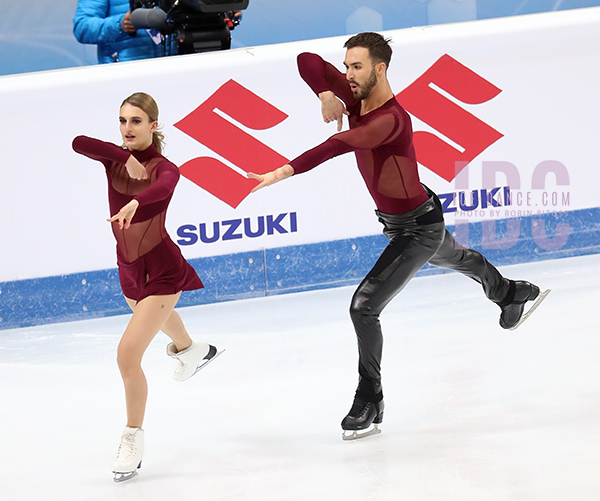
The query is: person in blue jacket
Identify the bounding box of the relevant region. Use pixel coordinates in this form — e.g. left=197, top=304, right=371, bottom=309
left=73, top=0, right=174, bottom=63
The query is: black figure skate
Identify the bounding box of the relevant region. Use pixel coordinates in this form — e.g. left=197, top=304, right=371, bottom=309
left=498, top=280, right=550, bottom=330
left=341, top=394, right=384, bottom=441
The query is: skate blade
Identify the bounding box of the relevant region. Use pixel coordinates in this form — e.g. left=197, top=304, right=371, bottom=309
left=113, top=470, right=138, bottom=483
left=342, top=424, right=381, bottom=441
left=509, top=289, right=551, bottom=331
left=186, top=348, right=225, bottom=380
left=113, top=460, right=141, bottom=483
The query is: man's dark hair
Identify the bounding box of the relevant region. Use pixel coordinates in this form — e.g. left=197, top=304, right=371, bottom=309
left=344, top=32, right=392, bottom=69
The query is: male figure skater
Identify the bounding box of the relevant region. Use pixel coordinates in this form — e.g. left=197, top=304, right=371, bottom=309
left=248, top=33, right=549, bottom=440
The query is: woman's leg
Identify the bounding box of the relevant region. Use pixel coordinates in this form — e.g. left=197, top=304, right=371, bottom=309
left=160, top=310, right=194, bottom=352
left=125, top=297, right=192, bottom=352
left=118, top=292, right=181, bottom=428
left=125, top=297, right=213, bottom=383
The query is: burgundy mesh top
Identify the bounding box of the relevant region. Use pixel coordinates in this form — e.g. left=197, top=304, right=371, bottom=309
left=290, top=52, right=428, bottom=215
left=72, top=136, right=179, bottom=263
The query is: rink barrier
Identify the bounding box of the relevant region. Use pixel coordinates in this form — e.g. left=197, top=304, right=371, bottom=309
left=1, top=206, right=599, bottom=330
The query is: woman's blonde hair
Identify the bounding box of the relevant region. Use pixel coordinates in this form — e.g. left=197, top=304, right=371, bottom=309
left=121, top=92, right=166, bottom=154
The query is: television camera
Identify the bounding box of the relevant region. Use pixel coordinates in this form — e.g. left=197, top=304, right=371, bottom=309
left=129, top=0, right=249, bottom=54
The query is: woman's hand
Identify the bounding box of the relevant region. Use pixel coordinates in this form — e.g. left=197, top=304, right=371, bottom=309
left=107, top=199, right=139, bottom=230
left=247, top=164, right=294, bottom=193
left=125, top=155, right=148, bottom=180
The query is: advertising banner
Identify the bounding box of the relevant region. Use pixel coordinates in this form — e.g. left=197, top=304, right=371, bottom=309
left=1, top=8, right=599, bottom=328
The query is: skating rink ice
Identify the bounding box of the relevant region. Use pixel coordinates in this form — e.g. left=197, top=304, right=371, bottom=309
left=1, top=254, right=599, bottom=501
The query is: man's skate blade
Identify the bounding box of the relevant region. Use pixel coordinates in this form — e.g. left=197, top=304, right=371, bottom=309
left=342, top=424, right=381, bottom=441
left=510, top=289, right=551, bottom=331
left=191, top=348, right=225, bottom=377
left=113, top=470, right=138, bottom=483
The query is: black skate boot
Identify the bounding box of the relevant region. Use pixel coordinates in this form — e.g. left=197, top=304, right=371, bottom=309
left=341, top=393, right=384, bottom=441
left=497, top=280, right=550, bottom=330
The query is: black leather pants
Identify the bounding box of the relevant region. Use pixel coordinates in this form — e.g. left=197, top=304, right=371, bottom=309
left=350, top=191, right=510, bottom=402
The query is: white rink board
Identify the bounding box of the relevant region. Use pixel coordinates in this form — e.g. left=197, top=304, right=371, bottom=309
left=0, top=8, right=599, bottom=282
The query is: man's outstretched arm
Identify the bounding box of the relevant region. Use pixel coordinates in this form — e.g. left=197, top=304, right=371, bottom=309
left=247, top=164, right=295, bottom=193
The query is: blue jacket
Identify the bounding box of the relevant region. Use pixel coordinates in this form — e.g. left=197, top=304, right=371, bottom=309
left=73, top=0, right=173, bottom=63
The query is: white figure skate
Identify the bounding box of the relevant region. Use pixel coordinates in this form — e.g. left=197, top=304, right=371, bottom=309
left=166, top=340, right=223, bottom=382
left=112, top=426, right=144, bottom=483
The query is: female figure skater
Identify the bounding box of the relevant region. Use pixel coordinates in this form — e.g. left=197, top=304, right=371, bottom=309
left=73, top=92, right=221, bottom=482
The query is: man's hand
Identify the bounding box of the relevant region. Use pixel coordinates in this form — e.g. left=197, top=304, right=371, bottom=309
left=319, top=91, right=349, bottom=132
left=125, top=155, right=148, bottom=180
left=108, top=200, right=139, bottom=230
left=247, top=164, right=294, bottom=193
left=121, top=11, right=137, bottom=34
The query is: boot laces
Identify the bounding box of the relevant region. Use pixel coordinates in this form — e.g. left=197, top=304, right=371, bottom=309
left=174, top=358, right=187, bottom=376
left=348, top=398, right=370, bottom=418
left=116, top=431, right=137, bottom=463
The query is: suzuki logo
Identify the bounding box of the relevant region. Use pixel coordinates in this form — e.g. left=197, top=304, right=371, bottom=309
left=174, top=79, right=289, bottom=208
left=396, top=54, right=503, bottom=182
left=176, top=55, right=503, bottom=207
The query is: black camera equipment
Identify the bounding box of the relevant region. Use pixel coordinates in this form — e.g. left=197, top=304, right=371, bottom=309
left=129, top=0, right=249, bottom=54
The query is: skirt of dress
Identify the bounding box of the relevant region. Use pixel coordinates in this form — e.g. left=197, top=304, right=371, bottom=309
left=117, top=237, right=203, bottom=302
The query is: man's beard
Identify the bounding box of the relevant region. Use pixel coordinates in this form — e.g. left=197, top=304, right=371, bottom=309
left=351, top=68, right=378, bottom=100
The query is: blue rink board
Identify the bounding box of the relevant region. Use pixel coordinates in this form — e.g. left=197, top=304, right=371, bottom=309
left=1, top=207, right=598, bottom=330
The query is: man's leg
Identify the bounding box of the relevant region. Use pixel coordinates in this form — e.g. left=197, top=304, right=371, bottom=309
left=427, top=229, right=510, bottom=302
left=428, top=230, right=543, bottom=329
left=343, top=221, right=445, bottom=437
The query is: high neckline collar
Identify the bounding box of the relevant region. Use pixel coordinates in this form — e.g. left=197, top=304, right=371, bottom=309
left=129, top=143, right=158, bottom=162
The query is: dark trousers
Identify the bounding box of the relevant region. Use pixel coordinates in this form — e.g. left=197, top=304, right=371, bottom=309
left=350, top=191, right=510, bottom=402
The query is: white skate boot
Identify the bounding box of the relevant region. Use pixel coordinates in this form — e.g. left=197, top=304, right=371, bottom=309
left=166, top=340, right=223, bottom=382
left=112, top=426, right=144, bottom=483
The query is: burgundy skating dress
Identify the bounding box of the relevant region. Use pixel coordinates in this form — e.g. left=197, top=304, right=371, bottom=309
left=72, top=136, right=203, bottom=301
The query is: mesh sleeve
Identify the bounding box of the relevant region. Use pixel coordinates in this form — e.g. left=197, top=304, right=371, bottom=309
left=297, top=53, right=357, bottom=109
left=290, top=112, right=401, bottom=174
left=133, top=161, right=180, bottom=207
left=72, top=136, right=131, bottom=165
